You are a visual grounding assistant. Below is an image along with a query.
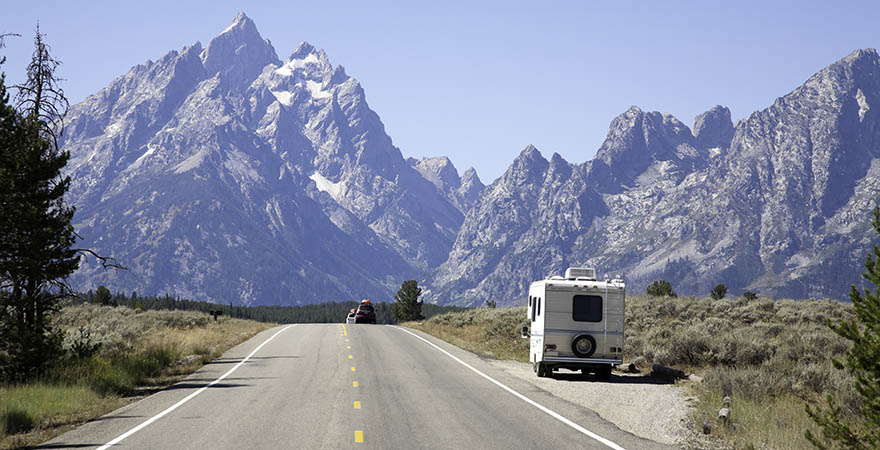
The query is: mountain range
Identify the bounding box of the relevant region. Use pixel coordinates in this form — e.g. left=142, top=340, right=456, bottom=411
left=59, top=13, right=880, bottom=306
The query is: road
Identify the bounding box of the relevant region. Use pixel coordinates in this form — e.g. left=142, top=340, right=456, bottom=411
left=39, top=324, right=676, bottom=449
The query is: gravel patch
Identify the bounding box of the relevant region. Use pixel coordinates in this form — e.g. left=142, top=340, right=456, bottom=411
left=488, top=360, right=695, bottom=447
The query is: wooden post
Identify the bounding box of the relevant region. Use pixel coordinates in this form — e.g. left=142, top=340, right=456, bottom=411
left=717, top=395, right=731, bottom=427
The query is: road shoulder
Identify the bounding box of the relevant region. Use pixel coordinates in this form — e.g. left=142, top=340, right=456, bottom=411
left=397, top=325, right=683, bottom=450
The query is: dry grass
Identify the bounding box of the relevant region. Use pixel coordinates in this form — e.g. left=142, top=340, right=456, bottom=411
left=405, top=307, right=529, bottom=362
left=412, top=296, right=858, bottom=450
left=0, top=304, right=272, bottom=449
left=625, top=295, right=858, bottom=450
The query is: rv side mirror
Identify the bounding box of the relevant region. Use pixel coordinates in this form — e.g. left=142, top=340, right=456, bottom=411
left=521, top=326, right=530, bottom=339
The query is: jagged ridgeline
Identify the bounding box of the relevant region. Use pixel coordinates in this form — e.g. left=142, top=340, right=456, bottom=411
left=61, top=12, right=880, bottom=306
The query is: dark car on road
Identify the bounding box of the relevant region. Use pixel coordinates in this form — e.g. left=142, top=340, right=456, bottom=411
left=355, top=299, right=376, bottom=324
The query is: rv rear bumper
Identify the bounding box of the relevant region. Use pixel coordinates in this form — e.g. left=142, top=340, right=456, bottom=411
left=543, top=356, right=622, bottom=365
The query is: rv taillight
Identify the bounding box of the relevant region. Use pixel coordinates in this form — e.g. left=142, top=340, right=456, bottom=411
left=545, top=344, right=556, bottom=351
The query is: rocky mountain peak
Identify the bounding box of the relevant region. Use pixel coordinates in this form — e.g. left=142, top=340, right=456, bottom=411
left=590, top=106, right=699, bottom=192
left=459, top=167, right=484, bottom=199
left=841, top=48, right=878, bottom=65
left=224, top=12, right=258, bottom=36
left=410, top=156, right=461, bottom=190
left=461, top=167, right=480, bottom=184
left=791, top=48, right=880, bottom=103
left=500, top=145, right=549, bottom=187
left=456, top=167, right=485, bottom=212
left=518, top=144, right=542, bottom=160
left=693, top=105, right=734, bottom=150
left=513, top=145, right=546, bottom=167
left=548, top=152, right=572, bottom=179
left=289, top=42, right=320, bottom=60
left=200, top=12, right=280, bottom=87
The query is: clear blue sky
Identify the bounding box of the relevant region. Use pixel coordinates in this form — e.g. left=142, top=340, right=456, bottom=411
left=3, top=1, right=878, bottom=182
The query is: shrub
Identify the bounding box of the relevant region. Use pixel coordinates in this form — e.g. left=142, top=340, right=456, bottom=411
left=69, top=326, right=102, bottom=359
left=711, top=284, right=728, bottom=300
left=647, top=280, right=677, bottom=298
left=744, top=291, right=758, bottom=301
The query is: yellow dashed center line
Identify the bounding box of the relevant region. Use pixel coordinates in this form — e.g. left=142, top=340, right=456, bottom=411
left=347, top=328, right=361, bottom=444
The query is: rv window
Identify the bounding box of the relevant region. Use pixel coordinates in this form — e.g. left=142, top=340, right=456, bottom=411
left=572, top=295, right=602, bottom=322
left=537, top=298, right=541, bottom=316
left=531, top=297, right=536, bottom=322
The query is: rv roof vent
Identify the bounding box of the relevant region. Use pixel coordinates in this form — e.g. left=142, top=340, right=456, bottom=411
left=549, top=276, right=565, bottom=281
left=565, top=267, right=596, bottom=281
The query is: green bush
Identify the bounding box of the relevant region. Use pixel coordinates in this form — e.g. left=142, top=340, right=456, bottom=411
left=711, top=284, right=728, bottom=300
left=646, top=280, right=677, bottom=298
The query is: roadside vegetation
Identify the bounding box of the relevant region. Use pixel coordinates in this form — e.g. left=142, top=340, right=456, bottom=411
left=408, top=306, right=529, bottom=362
left=77, top=289, right=466, bottom=324
left=0, top=304, right=271, bottom=449
left=409, top=295, right=857, bottom=449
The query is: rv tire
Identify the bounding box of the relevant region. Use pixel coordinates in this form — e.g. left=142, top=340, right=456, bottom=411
left=535, top=362, right=550, bottom=378
left=571, top=335, right=597, bottom=358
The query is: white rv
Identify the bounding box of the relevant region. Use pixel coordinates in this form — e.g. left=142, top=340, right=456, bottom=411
left=521, top=267, right=625, bottom=379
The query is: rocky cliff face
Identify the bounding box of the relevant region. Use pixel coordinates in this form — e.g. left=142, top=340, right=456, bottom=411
left=408, top=156, right=485, bottom=213
left=428, top=49, right=880, bottom=305
left=62, top=13, right=463, bottom=304
left=61, top=14, right=880, bottom=305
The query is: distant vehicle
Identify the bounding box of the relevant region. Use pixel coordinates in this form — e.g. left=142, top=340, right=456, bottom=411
left=355, top=299, right=376, bottom=324
left=521, top=267, right=625, bottom=380
left=345, top=309, right=356, bottom=324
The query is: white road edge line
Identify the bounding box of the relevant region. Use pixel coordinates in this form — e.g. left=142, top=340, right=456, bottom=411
left=391, top=326, right=627, bottom=450
left=95, top=324, right=296, bottom=450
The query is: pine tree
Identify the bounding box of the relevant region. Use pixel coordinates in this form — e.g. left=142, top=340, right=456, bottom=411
left=0, top=28, right=77, bottom=380
left=710, top=284, right=727, bottom=300
left=94, top=286, right=112, bottom=306
left=392, top=280, right=424, bottom=322
left=646, top=280, right=677, bottom=298
left=806, top=206, right=880, bottom=449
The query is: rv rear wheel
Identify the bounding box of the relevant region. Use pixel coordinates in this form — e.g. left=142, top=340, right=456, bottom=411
left=571, top=335, right=597, bottom=358
left=535, top=362, right=550, bottom=378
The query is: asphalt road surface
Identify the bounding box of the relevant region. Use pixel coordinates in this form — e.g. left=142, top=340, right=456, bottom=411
left=39, top=324, right=677, bottom=449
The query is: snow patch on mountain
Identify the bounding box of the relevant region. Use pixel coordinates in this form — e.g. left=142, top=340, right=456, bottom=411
left=305, top=80, right=330, bottom=99
left=310, top=171, right=344, bottom=200
left=275, top=52, right=322, bottom=76
left=128, top=146, right=156, bottom=171
left=271, top=90, right=294, bottom=106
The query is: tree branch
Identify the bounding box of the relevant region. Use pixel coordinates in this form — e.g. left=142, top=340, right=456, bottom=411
left=74, top=248, right=128, bottom=271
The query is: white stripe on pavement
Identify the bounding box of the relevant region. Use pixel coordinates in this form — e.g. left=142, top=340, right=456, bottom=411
left=391, top=326, right=627, bottom=450
left=96, top=324, right=296, bottom=450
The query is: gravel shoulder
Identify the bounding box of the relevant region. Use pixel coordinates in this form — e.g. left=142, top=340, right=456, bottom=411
left=487, top=359, right=695, bottom=447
